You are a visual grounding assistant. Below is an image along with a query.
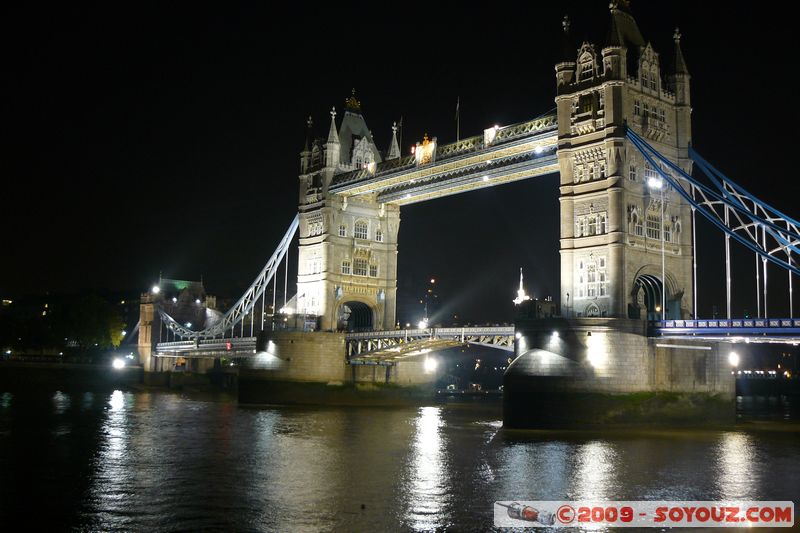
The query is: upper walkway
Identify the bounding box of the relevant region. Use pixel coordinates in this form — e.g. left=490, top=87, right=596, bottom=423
left=327, top=115, right=558, bottom=205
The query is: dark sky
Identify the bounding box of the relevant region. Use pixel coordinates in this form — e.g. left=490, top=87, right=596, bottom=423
left=3, top=1, right=798, bottom=324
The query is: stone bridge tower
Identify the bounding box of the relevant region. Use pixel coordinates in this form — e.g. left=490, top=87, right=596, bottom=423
left=297, top=91, right=400, bottom=331
left=556, top=2, right=694, bottom=320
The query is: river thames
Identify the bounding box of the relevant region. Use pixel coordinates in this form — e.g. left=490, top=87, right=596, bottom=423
left=1, top=389, right=798, bottom=531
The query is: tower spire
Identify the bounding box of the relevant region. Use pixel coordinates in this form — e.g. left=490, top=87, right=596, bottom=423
left=387, top=121, right=400, bottom=160
left=513, top=267, right=531, bottom=305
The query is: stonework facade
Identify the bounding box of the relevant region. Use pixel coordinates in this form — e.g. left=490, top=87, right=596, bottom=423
left=297, top=93, right=401, bottom=331
left=556, top=6, right=694, bottom=320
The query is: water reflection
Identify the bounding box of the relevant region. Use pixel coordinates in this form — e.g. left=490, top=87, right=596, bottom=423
left=406, top=406, right=449, bottom=530
left=52, top=391, right=71, bottom=414
left=572, top=440, right=618, bottom=500
left=1, top=391, right=797, bottom=531
left=715, top=432, right=757, bottom=500
left=88, top=390, right=133, bottom=519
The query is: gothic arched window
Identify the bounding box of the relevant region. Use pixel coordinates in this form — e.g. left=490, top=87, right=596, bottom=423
left=354, top=220, right=368, bottom=240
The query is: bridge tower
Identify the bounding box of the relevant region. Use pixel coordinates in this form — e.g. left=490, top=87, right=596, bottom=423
left=297, top=91, right=400, bottom=331
left=556, top=2, right=694, bottom=320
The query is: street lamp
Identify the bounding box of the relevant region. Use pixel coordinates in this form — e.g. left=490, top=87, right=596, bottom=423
left=648, top=175, right=666, bottom=321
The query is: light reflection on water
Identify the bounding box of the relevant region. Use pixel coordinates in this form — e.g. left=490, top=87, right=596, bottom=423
left=716, top=432, right=758, bottom=500
left=1, top=391, right=798, bottom=531
left=406, top=406, right=449, bottom=530
left=573, top=441, right=617, bottom=501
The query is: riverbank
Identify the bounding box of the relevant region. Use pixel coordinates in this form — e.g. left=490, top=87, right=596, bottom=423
left=0, top=361, right=142, bottom=390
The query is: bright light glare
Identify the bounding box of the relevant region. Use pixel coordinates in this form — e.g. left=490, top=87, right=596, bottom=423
left=515, top=332, right=522, bottom=339
left=112, top=358, right=125, bottom=369
left=121, top=330, right=126, bottom=336
left=172, top=297, right=177, bottom=303
left=195, top=298, right=201, bottom=304
left=418, top=319, right=429, bottom=329
left=647, top=176, right=663, bottom=190
left=482, top=176, right=489, bottom=181
left=151, top=285, right=160, bottom=294
left=728, top=351, right=740, bottom=367
left=534, top=145, right=543, bottom=154
left=185, top=322, right=192, bottom=328
left=424, top=358, right=438, bottom=372
left=552, top=331, right=560, bottom=338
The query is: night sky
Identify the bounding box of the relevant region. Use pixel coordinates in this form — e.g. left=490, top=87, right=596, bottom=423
left=4, top=2, right=798, bottom=325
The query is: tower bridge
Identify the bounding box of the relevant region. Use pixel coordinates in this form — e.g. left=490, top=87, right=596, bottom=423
left=140, top=1, right=799, bottom=422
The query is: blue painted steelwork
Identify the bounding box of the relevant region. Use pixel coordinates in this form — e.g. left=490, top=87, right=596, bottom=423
left=652, top=318, right=800, bottom=342
left=626, top=128, right=800, bottom=277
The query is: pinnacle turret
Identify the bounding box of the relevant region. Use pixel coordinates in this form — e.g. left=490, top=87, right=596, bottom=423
left=387, top=121, right=400, bottom=160
left=327, top=106, right=339, bottom=144
left=671, top=28, right=689, bottom=75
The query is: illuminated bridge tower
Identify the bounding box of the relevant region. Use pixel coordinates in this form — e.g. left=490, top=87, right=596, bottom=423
left=297, top=91, right=400, bottom=331
left=556, top=2, right=694, bottom=320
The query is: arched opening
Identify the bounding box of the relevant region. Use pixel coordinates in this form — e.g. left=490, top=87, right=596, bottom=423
left=338, top=301, right=373, bottom=332
left=630, top=274, right=665, bottom=321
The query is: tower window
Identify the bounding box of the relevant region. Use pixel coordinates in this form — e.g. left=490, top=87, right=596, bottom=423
left=644, top=161, right=658, bottom=182
left=579, top=93, right=593, bottom=113
left=646, top=213, right=661, bottom=240
left=580, top=61, right=593, bottom=81
left=369, top=265, right=378, bottom=277
left=339, top=225, right=347, bottom=237
left=341, top=261, right=351, bottom=275
left=375, top=229, right=383, bottom=242
left=353, top=258, right=368, bottom=276
left=629, top=164, right=637, bottom=181
left=354, top=220, right=368, bottom=240
left=634, top=100, right=641, bottom=116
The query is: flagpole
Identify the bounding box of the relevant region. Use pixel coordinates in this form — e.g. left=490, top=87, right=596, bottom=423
left=456, top=96, right=460, bottom=142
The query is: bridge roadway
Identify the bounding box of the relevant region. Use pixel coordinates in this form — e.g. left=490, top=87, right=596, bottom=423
left=653, top=318, right=800, bottom=344
left=328, top=115, right=559, bottom=205
left=154, top=318, right=800, bottom=360
left=345, top=326, right=515, bottom=363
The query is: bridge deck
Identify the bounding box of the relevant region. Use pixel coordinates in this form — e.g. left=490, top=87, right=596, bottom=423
left=653, top=319, right=800, bottom=344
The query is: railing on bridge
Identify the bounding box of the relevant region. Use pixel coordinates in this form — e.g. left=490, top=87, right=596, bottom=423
left=346, top=326, right=515, bottom=358
left=155, top=337, right=258, bottom=358
left=652, top=319, right=800, bottom=343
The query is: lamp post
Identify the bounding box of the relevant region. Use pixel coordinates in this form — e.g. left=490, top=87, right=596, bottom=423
left=648, top=175, right=666, bottom=321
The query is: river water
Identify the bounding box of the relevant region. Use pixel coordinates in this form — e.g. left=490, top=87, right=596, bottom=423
left=1, top=389, right=798, bottom=531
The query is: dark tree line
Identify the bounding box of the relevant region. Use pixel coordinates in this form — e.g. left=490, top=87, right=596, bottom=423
left=0, top=294, right=125, bottom=358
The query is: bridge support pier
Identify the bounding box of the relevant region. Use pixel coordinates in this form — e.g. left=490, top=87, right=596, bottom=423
left=505, top=318, right=735, bottom=428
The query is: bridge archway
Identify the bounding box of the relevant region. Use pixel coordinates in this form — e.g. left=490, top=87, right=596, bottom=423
left=338, top=301, right=374, bottom=332
left=629, top=271, right=683, bottom=321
